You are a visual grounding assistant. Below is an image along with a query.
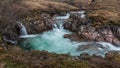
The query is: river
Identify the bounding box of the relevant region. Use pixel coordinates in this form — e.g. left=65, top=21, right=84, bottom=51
left=19, top=11, right=120, bottom=56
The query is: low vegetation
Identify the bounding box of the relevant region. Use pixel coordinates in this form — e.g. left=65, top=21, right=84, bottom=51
left=0, top=46, right=120, bottom=68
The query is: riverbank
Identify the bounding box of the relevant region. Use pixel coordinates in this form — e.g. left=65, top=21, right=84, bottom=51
left=1, top=46, right=120, bottom=68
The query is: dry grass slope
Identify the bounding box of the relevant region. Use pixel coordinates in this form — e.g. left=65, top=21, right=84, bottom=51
left=23, top=0, right=78, bottom=11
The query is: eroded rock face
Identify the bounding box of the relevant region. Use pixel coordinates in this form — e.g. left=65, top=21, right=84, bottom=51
left=77, top=43, right=105, bottom=51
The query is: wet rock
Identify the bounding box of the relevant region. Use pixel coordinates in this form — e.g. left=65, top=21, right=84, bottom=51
left=77, top=42, right=108, bottom=52
left=110, top=25, right=120, bottom=40
left=64, top=33, right=84, bottom=41
left=80, top=53, right=90, bottom=59
left=105, top=51, right=119, bottom=59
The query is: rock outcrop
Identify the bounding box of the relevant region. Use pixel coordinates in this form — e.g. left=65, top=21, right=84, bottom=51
left=64, top=0, right=120, bottom=46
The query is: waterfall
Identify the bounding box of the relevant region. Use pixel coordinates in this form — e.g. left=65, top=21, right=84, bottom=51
left=1, top=21, right=28, bottom=44
left=20, top=26, right=28, bottom=35
left=17, top=22, right=28, bottom=36
left=17, top=22, right=38, bottom=38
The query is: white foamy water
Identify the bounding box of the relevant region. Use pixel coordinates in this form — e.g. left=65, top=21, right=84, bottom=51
left=19, top=34, right=39, bottom=38
left=97, top=42, right=120, bottom=51
left=70, top=11, right=86, bottom=18
left=17, top=22, right=28, bottom=35
left=55, top=13, right=70, bottom=20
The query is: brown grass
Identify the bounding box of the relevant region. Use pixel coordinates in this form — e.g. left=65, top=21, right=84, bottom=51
left=22, top=0, right=78, bottom=12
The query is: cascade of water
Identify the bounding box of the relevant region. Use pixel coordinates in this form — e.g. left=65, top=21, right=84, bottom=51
left=17, top=22, right=28, bottom=36
left=17, top=22, right=38, bottom=38
left=52, top=13, right=70, bottom=34
left=19, top=11, right=120, bottom=56
left=20, top=27, right=28, bottom=35
left=55, top=13, right=70, bottom=20
left=80, top=12, right=86, bottom=18
left=97, top=42, right=120, bottom=51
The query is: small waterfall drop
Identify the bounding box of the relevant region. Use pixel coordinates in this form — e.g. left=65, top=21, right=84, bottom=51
left=17, top=22, right=28, bottom=36
left=17, top=22, right=38, bottom=38
left=20, top=26, right=28, bottom=35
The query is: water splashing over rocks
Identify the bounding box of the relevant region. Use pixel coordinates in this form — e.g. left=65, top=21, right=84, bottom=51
left=17, top=22, right=38, bottom=38
left=19, top=11, right=120, bottom=56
